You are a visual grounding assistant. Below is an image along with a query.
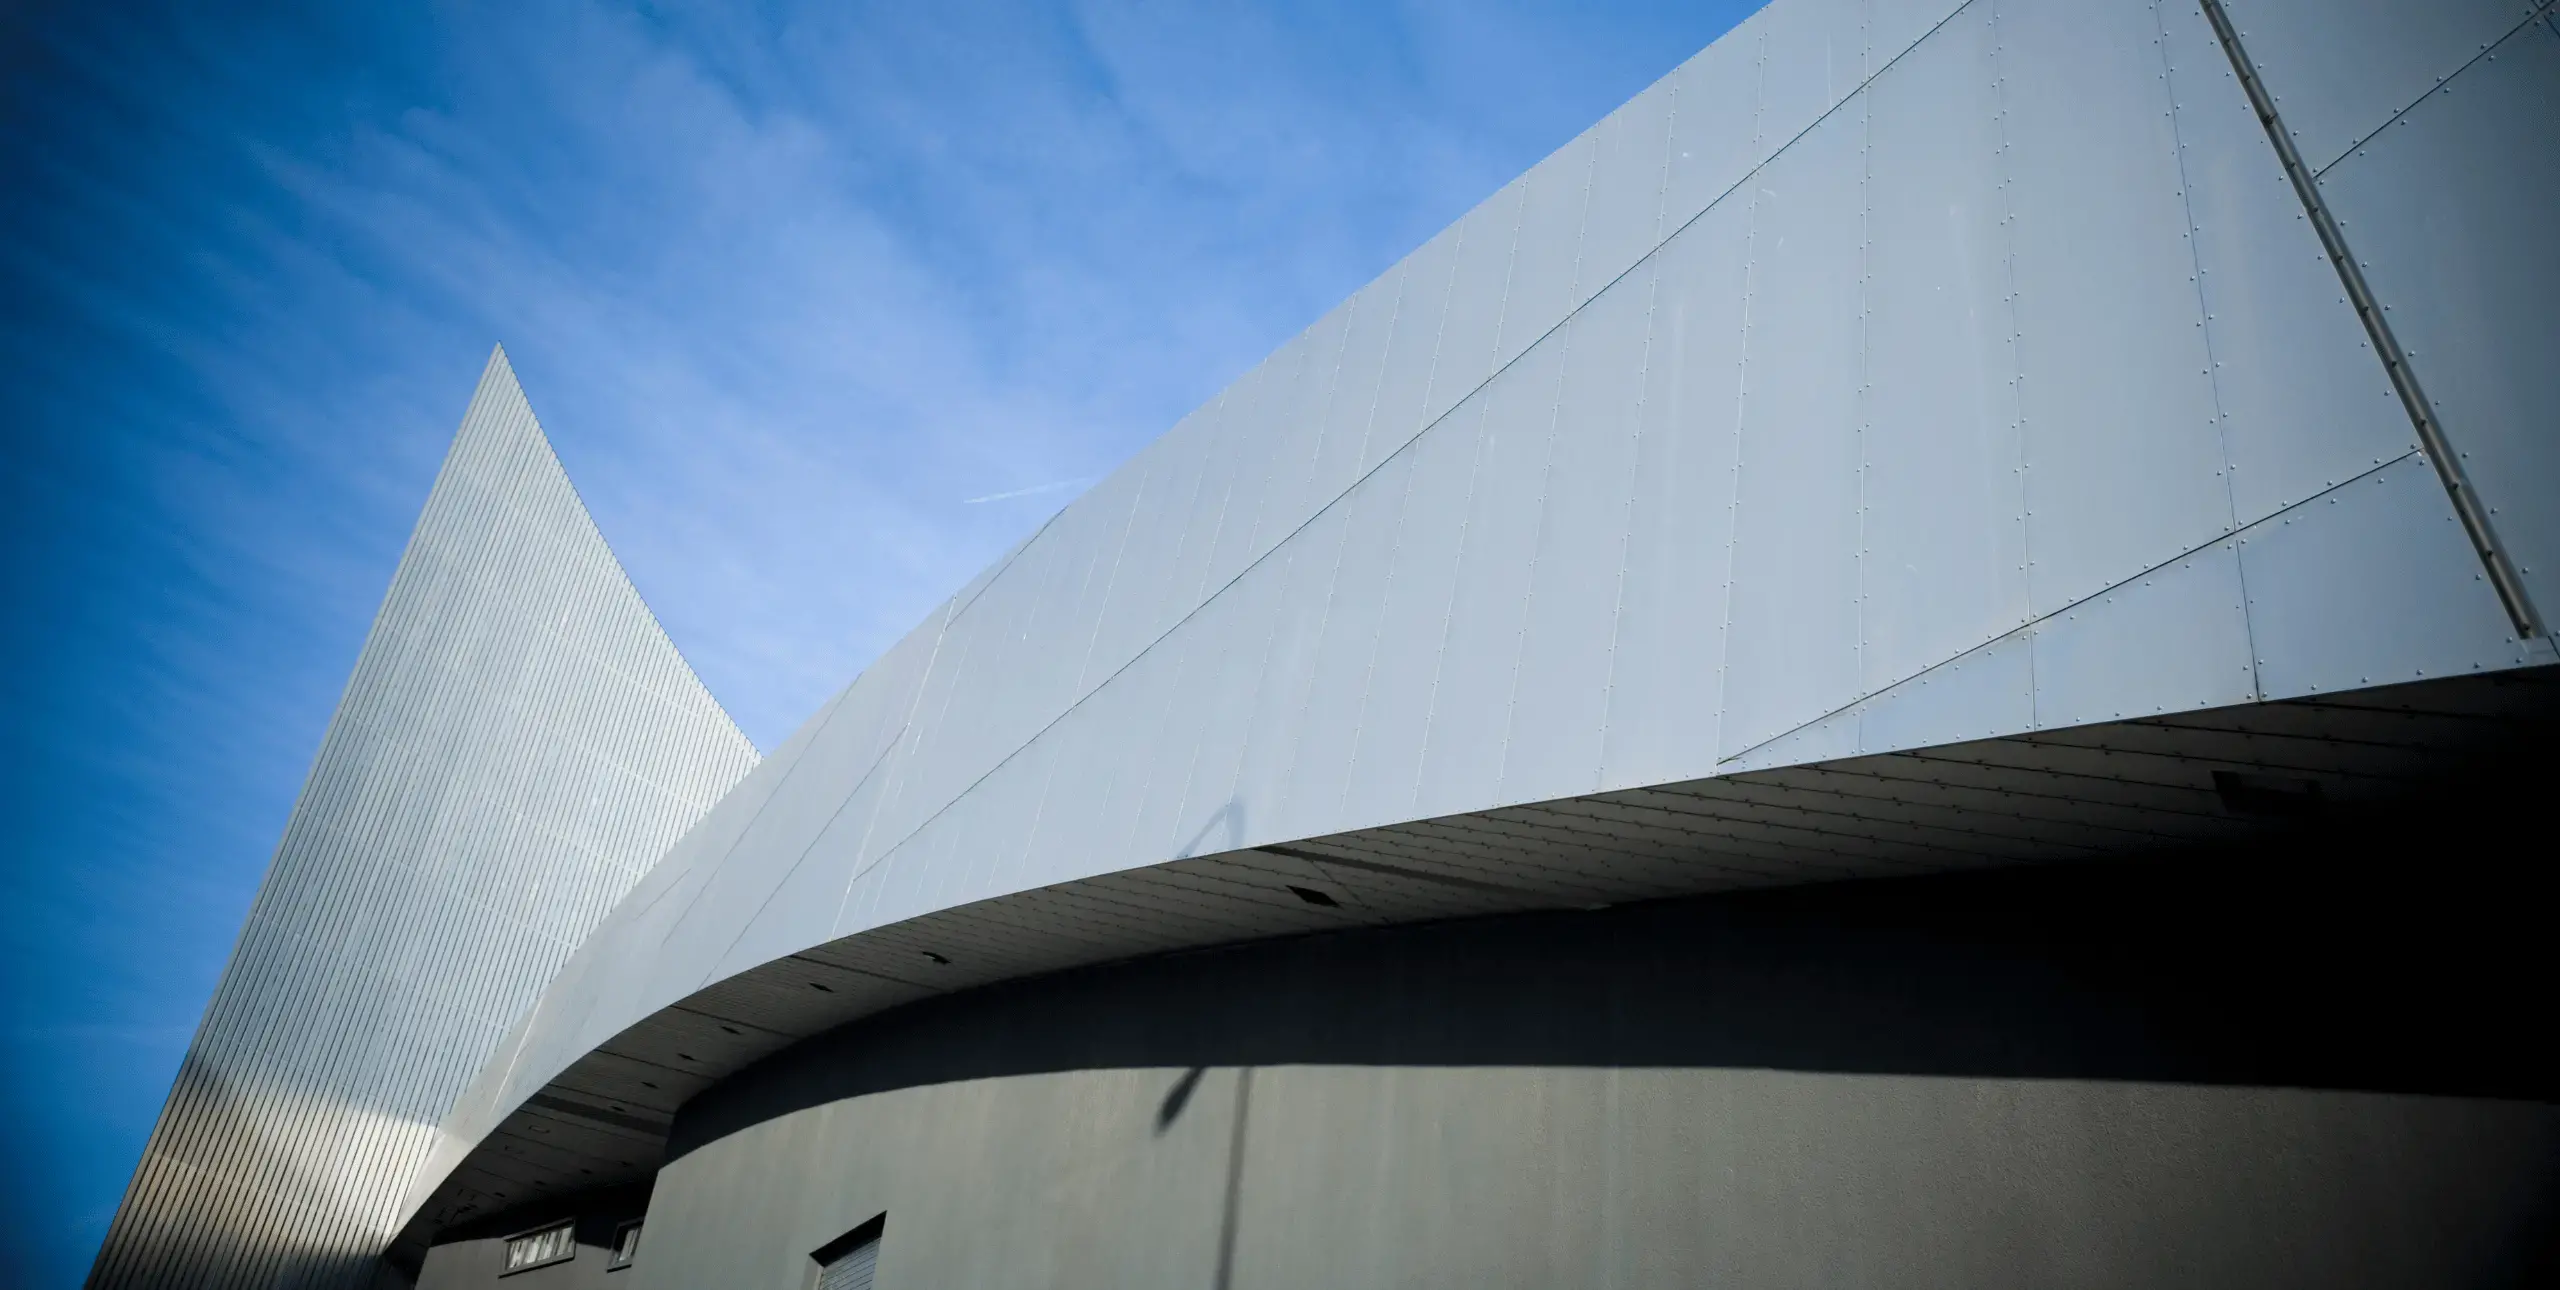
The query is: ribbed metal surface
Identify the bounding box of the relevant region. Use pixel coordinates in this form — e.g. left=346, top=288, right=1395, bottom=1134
left=814, top=1239, right=879, bottom=1290
left=88, top=349, right=759, bottom=1290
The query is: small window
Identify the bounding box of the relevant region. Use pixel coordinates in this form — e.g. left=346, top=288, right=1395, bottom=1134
left=811, top=1214, right=886, bottom=1290
left=503, top=1221, right=576, bottom=1274
left=607, top=1221, right=642, bottom=1271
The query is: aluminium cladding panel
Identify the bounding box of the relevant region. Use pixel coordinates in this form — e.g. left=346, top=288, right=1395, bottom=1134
left=2216, top=0, right=2544, bottom=174
left=1499, top=263, right=1659, bottom=807
left=1413, top=334, right=1573, bottom=820
left=1730, top=538, right=2256, bottom=765
left=1199, top=332, right=1322, bottom=598
left=635, top=669, right=908, bottom=1014
left=1122, top=561, right=1287, bottom=872
left=704, top=628, right=956, bottom=985
left=1360, top=218, right=1465, bottom=481
left=1309, top=269, right=1403, bottom=507
left=1244, top=308, right=1355, bottom=583
left=411, top=611, right=836, bottom=1225
left=1656, top=12, right=1767, bottom=233
left=712, top=731, right=907, bottom=982
left=1422, top=181, right=1528, bottom=443
left=1855, top=633, right=2040, bottom=756
left=2001, top=0, right=2231, bottom=620
left=2030, top=541, right=2260, bottom=731
left=1598, top=195, right=1752, bottom=792
left=1225, top=506, right=1358, bottom=847
left=1491, top=135, right=1597, bottom=378
left=1731, top=0, right=2479, bottom=763
left=848, top=301, right=1639, bottom=926
left=510, top=645, right=836, bottom=1069
left=797, top=0, right=1983, bottom=840
left=1061, top=403, right=1225, bottom=734
left=898, top=516, right=1070, bottom=831
left=1657, top=0, right=1963, bottom=238
left=2314, top=15, right=2560, bottom=624
left=2236, top=455, right=2544, bottom=700
left=1276, top=448, right=1417, bottom=841
left=1687, top=0, right=2457, bottom=767
left=1577, top=79, right=1674, bottom=308
left=1856, top=0, right=2031, bottom=698
left=967, top=479, right=1117, bottom=762
left=639, top=605, right=948, bottom=1010
left=1743, top=440, right=2540, bottom=762
left=89, top=349, right=757, bottom=1290
left=1342, top=388, right=1492, bottom=834
left=1714, top=91, right=1869, bottom=762
left=1013, top=642, right=1170, bottom=899
left=2157, top=0, right=2417, bottom=526
left=1163, top=556, right=1297, bottom=863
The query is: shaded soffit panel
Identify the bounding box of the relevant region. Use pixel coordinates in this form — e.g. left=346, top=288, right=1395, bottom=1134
left=399, top=0, right=2560, bottom=1254
left=89, top=348, right=760, bottom=1290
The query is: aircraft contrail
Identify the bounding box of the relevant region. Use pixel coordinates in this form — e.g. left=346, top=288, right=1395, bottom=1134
left=962, top=477, right=1089, bottom=505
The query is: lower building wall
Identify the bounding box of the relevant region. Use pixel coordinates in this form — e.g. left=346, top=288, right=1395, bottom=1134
left=607, top=828, right=2560, bottom=1290
left=418, top=1199, right=646, bottom=1290
left=637, top=1063, right=2557, bottom=1290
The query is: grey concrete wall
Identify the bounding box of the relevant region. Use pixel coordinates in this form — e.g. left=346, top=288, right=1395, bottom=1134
left=417, top=1209, right=641, bottom=1290
left=617, top=838, right=2560, bottom=1289
left=638, top=1067, right=2557, bottom=1290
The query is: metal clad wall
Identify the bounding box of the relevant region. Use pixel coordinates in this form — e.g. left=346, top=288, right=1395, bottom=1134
left=2302, top=5, right=2560, bottom=618
left=412, top=0, right=2560, bottom=1234
left=2160, top=0, right=2413, bottom=526
left=91, top=350, right=758, bottom=1289
left=1858, top=1, right=2027, bottom=697
left=1716, top=86, right=1868, bottom=760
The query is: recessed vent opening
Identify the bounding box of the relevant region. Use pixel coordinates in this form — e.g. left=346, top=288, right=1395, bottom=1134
left=810, top=1212, right=886, bottom=1290
left=607, top=1220, right=641, bottom=1271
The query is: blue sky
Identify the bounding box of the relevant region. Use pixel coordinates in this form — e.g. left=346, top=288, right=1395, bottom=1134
left=0, top=0, right=1753, bottom=1280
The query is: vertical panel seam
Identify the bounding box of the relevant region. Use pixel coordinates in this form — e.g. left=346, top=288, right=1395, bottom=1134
left=1406, top=394, right=1500, bottom=818
left=1853, top=0, right=1876, bottom=730
left=1596, top=270, right=1666, bottom=790
left=1988, top=0, right=2039, bottom=730
left=1492, top=141, right=1603, bottom=794
left=1708, top=24, right=1772, bottom=755
left=2156, top=0, right=2264, bottom=702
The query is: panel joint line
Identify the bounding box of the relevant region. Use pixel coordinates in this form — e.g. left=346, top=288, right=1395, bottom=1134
left=2193, top=0, right=2542, bottom=639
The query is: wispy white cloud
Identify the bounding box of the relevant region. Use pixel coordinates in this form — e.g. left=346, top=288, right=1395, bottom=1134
left=0, top=1, right=1756, bottom=1280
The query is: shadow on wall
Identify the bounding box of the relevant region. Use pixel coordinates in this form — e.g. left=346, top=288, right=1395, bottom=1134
left=415, top=1190, right=650, bottom=1290
left=672, top=746, right=2560, bottom=1163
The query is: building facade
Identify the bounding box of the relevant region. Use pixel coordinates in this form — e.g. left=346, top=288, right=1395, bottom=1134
left=103, top=0, right=2560, bottom=1285
left=89, top=352, right=760, bottom=1289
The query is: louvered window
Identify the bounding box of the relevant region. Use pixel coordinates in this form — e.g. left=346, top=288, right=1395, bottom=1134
left=502, top=1221, right=576, bottom=1274
left=811, top=1215, right=885, bottom=1290
left=815, top=1236, right=879, bottom=1290
left=608, top=1220, right=641, bottom=1270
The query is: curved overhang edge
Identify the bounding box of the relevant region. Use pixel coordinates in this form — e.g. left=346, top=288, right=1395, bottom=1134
left=392, top=0, right=2560, bottom=1253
